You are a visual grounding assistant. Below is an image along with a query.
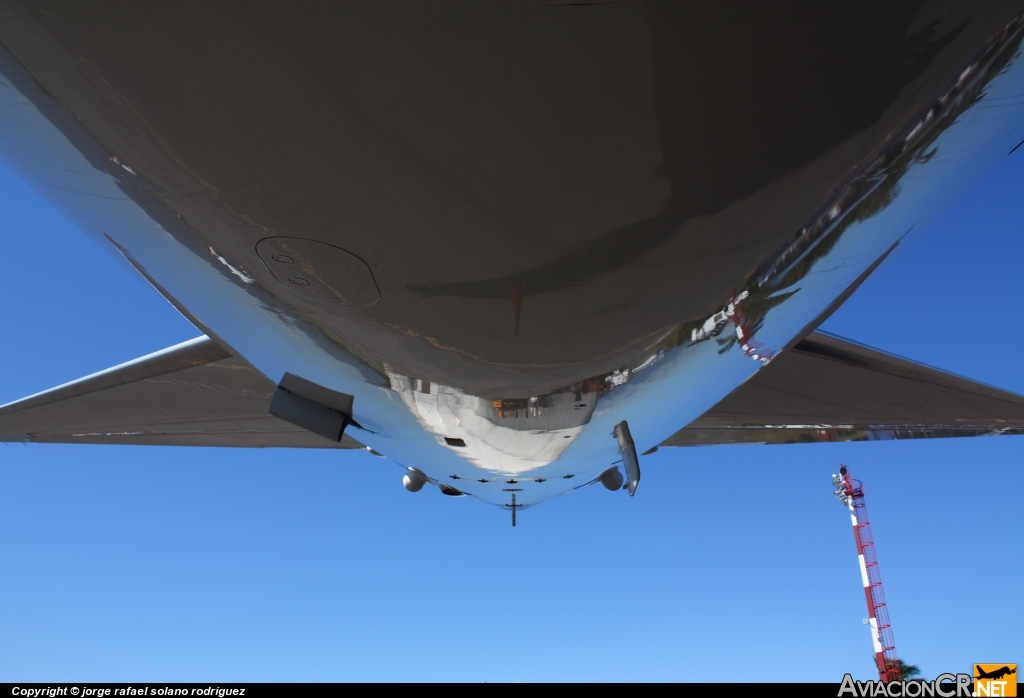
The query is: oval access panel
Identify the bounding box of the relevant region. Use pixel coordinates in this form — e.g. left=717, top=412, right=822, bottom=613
left=256, top=237, right=380, bottom=306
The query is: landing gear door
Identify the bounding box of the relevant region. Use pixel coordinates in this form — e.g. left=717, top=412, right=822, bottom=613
left=613, top=421, right=641, bottom=497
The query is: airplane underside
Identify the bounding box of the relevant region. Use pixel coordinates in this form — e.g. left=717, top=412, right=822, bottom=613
left=2, top=1, right=1024, bottom=519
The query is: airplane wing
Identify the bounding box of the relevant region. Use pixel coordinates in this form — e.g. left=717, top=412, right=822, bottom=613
left=9, top=329, right=1021, bottom=452
left=662, top=331, right=1024, bottom=447
left=0, top=336, right=365, bottom=449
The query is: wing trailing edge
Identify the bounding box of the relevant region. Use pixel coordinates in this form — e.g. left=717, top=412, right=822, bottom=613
left=0, top=337, right=364, bottom=449
left=662, top=331, right=1024, bottom=447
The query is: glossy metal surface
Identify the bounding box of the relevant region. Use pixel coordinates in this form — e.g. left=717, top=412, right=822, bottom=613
left=2, top=1, right=1024, bottom=513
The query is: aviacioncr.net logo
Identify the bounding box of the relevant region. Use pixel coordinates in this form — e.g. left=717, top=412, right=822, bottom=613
left=839, top=673, right=973, bottom=697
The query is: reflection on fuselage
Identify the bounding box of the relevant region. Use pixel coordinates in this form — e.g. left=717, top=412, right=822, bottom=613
left=385, top=346, right=672, bottom=477
left=387, top=368, right=591, bottom=475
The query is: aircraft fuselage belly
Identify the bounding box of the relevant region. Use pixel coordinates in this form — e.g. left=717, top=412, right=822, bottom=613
left=2, top=1, right=1023, bottom=507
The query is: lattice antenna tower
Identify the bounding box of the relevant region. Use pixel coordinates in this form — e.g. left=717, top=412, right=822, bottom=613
left=832, top=465, right=902, bottom=684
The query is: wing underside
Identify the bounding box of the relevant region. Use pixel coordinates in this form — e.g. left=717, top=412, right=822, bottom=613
left=662, top=331, right=1024, bottom=447
left=4, top=331, right=1022, bottom=451
left=0, top=336, right=364, bottom=449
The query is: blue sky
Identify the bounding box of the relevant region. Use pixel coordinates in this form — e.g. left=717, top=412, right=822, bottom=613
left=1, top=145, right=1022, bottom=682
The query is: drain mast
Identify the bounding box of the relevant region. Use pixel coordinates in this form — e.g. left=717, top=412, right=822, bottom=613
left=832, top=465, right=902, bottom=683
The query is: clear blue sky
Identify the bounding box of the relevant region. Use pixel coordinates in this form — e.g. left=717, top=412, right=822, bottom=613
left=1, top=145, right=1022, bottom=682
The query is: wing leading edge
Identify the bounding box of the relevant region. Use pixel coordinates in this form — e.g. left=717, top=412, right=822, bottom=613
left=662, top=331, right=1024, bottom=447
left=0, top=336, right=364, bottom=449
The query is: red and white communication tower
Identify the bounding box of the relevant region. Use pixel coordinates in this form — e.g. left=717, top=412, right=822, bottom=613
left=832, top=465, right=902, bottom=684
